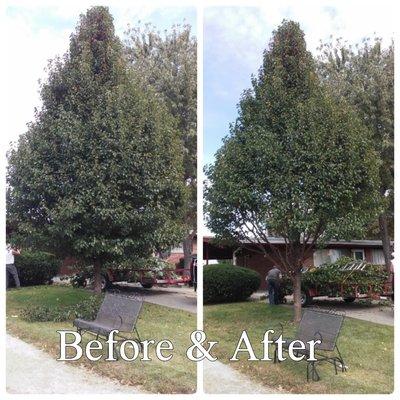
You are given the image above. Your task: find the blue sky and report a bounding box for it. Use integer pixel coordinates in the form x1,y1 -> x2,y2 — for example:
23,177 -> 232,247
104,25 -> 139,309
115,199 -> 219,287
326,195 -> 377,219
4,3 -> 196,146
203,2 -> 395,167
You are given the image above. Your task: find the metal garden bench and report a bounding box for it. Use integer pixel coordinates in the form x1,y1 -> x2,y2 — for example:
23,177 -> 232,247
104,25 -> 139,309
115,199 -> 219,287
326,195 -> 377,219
273,308 -> 346,381
73,291 -> 143,355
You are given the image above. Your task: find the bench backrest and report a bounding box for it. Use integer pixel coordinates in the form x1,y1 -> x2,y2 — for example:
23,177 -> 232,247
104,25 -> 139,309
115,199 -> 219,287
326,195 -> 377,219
297,309 -> 344,351
96,292 -> 143,332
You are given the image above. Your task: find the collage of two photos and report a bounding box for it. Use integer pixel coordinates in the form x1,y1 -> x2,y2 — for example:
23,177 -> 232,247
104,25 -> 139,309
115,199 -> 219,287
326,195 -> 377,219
3,1 -> 395,397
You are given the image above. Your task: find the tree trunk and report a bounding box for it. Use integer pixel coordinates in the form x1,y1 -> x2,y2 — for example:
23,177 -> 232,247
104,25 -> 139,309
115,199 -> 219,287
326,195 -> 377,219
379,213 -> 392,273
183,235 -> 193,276
292,270 -> 302,323
93,259 -> 102,294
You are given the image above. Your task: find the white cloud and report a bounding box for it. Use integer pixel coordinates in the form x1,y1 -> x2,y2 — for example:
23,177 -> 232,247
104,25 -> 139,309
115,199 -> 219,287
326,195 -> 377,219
205,0 -> 395,74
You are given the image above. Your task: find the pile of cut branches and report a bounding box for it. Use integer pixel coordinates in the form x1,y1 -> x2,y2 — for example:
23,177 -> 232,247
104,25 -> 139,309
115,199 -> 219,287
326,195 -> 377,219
281,257 -> 388,297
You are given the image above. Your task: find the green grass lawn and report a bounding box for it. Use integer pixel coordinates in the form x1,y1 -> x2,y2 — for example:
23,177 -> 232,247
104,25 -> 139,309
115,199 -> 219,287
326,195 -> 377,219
204,302 -> 394,394
7,286 -> 196,394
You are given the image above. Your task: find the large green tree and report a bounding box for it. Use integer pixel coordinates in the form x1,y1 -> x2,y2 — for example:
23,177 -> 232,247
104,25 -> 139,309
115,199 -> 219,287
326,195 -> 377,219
205,20 -> 380,321
125,23 -> 197,270
7,7 -> 186,292
317,38 -> 394,271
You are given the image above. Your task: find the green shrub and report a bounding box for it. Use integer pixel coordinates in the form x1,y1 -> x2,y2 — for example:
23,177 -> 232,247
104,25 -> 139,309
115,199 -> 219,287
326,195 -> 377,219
15,250 -> 61,286
204,263 -> 261,304
20,294 -> 103,322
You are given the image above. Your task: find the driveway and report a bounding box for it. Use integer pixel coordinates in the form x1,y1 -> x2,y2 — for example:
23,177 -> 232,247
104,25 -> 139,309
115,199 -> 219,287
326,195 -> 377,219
113,283 -> 197,313
6,334 -> 143,394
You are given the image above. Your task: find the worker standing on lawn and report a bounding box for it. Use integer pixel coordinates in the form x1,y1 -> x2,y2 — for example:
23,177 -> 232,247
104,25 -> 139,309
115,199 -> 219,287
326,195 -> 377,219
6,243 -> 21,289
266,266 -> 282,305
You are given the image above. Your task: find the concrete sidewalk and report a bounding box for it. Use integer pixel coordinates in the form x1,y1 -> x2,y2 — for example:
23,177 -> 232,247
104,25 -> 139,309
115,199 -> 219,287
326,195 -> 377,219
204,359 -> 283,394
6,334 -> 143,394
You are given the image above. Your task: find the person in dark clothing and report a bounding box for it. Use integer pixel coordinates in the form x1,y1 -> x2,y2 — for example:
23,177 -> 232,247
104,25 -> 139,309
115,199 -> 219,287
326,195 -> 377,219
266,266 -> 282,305
6,244 -> 21,289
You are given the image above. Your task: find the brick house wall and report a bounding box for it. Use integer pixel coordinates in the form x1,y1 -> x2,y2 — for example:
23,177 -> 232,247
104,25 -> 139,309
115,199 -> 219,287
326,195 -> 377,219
165,240 -> 198,267
236,252 -> 313,290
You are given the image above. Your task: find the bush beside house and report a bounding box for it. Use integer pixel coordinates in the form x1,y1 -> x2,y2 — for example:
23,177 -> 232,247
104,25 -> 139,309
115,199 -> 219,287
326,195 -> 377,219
14,250 -> 60,286
204,263 -> 260,304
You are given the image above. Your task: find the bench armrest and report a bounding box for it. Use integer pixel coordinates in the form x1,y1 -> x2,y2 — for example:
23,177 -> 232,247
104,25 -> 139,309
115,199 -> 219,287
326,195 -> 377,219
269,322 -> 285,338
115,315 -> 123,331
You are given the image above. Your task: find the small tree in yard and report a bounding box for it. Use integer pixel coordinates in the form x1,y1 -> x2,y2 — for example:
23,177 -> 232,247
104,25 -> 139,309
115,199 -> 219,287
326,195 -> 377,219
7,7 -> 186,293
205,20 -> 380,322
125,23 -> 197,271
317,38 -> 394,272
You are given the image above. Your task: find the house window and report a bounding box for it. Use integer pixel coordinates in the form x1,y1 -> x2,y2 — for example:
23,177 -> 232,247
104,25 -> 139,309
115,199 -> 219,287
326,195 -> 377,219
352,249 -> 365,261
313,249 -> 330,267
372,249 -> 385,265
313,249 -> 348,266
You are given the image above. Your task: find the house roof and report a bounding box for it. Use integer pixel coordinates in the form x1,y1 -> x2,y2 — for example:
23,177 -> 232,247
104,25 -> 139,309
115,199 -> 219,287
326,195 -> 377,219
203,235 -> 391,248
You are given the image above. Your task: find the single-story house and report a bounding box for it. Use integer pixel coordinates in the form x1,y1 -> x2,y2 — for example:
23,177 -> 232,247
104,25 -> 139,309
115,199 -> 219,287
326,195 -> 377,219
59,239 -> 198,275
203,235 -> 391,290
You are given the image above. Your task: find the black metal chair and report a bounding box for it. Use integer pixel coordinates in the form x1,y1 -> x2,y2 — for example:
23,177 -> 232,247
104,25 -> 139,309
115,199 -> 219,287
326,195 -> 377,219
273,308 -> 346,381
73,292 -> 143,356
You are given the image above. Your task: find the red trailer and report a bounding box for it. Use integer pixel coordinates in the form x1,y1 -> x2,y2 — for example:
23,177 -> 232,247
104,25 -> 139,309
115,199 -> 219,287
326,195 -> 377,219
298,262 -> 394,306
136,267 -> 192,288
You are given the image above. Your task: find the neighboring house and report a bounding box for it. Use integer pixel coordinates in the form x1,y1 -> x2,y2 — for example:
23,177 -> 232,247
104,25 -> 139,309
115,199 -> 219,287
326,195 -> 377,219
203,235 -> 391,290
164,239 -> 198,268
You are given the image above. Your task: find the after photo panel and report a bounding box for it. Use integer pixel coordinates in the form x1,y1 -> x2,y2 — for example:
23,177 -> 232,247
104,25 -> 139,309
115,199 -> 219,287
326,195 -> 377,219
203,3 -> 394,395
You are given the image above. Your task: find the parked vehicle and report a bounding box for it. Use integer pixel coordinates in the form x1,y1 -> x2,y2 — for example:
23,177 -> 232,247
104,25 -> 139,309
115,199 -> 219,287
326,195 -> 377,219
72,256 -> 198,291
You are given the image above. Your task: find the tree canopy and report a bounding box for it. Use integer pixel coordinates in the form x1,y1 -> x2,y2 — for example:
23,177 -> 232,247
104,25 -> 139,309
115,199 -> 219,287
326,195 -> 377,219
7,7 -> 186,290
125,23 -> 197,268
205,20 -> 380,320
317,37 -> 394,269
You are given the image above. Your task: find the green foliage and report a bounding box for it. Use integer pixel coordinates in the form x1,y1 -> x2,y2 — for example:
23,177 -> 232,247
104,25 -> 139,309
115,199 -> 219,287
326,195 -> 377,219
204,263 -> 261,304
125,23 -> 197,265
205,20 -> 380,270
20,293 -> 103,322
317,37 -> 394,265
14,250 -> 60,286
125,22 -> 197,186
7,7 -> 186,267
317,38 -> 394,199
280,257 -> 389,297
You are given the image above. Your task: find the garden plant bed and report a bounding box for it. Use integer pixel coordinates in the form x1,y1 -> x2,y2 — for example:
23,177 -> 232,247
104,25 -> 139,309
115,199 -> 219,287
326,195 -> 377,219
204,302 -> 393,394
6,286 -> 196,394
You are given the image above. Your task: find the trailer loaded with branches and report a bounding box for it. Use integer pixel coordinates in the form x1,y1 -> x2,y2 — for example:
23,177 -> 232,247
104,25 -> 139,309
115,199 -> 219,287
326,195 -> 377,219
280,257 -> 393,306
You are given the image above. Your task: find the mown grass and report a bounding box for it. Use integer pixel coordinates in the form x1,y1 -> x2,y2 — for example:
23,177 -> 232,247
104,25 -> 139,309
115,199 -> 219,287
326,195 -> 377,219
204,302 -> 394,394
7,286 -> 196,394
